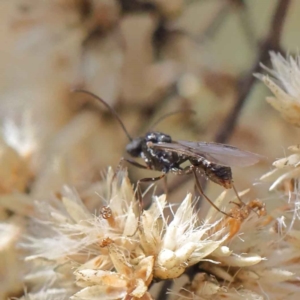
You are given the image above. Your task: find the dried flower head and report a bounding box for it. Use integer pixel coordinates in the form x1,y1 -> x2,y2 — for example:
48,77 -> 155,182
21,167 -> 231,299
20,167 -> 300,299
139,193 -> 228,280
73,243 -> 154,300
171,187 -> 300,300
255,52 -> 300,126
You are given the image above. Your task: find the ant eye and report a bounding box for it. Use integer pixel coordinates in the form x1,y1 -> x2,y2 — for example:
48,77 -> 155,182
158,134 -> 172,143
146,133 -> 157,142
126,138 -> 143,157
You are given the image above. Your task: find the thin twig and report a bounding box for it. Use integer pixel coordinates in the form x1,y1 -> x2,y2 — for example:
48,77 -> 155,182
236,2 -> 257,49
198,4 -> 230,43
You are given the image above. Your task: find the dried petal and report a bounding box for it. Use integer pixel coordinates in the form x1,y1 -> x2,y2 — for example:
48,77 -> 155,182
156,249 -> 176,269
135,256 -> 154,284
154,264 -> 185,279
256,268 -> 295,283
74,269 -> 126,288
71,285 -> 127,300
62,197 -> 91,223
218,253 -> 262,267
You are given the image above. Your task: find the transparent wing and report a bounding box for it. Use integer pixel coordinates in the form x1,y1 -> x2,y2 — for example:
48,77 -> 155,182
148,140 -> 263,167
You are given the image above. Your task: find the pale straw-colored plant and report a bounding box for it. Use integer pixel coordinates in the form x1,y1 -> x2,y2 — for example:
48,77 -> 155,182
18,52 -> 300,300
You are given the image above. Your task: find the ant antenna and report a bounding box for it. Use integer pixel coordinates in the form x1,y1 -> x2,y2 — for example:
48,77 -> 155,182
73,89 -> 133,141
150,109 -> 196,130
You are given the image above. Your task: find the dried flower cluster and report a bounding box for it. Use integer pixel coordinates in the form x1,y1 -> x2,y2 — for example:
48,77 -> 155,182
18,163 -> 300,300
20,167 -> 227,299
0,4 -> 300,294
16,52 -> 300,300
257,52 -> 300,193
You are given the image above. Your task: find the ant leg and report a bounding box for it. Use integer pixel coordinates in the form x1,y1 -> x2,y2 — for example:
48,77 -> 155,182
229,199 -> 260,217
116,159 -> 151,218
113,158 -> 149,190
110,158 -> 150,204
192,168 -> 233,218
118,157 -> 149,170
137,173 -> 166,210
173,165 -> 193,175
123,159 -> 168,199
232,183 -> 246,206
229,201 -> 242,208
163,176 -> 168,196
111,158 -> 147,193
123,158 -> 149,170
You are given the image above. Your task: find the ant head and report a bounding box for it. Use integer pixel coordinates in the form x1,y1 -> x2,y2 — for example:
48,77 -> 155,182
145,132 -> 172,143
126,137 -> 144,157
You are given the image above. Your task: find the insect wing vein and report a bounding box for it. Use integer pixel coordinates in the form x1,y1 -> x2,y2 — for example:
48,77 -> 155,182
148,141 -> 262,167
177,140 -> 261,167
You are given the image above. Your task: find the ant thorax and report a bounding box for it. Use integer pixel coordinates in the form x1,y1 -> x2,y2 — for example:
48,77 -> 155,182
144,132 -> 172,144
140,132 -> 187,173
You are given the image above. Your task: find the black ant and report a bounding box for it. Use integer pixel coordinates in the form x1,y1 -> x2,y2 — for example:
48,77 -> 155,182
75,90 -> 262,217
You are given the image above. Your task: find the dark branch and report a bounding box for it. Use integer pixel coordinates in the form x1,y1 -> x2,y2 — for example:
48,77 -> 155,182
215,0 -> 290,143
156,280 -> 173,300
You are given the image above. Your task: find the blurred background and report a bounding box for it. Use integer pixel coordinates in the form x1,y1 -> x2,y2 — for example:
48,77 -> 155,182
0,0 -> 300,298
